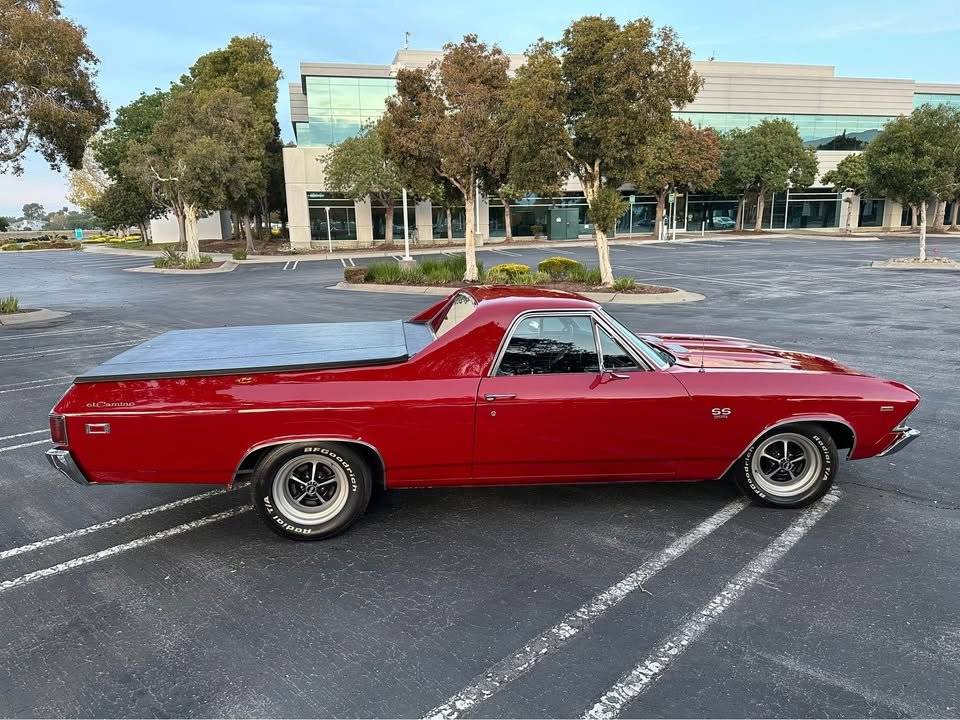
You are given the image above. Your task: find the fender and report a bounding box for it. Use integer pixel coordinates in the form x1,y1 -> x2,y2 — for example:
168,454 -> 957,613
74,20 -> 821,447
718,413 -> 857,479
229,435 -> 387,490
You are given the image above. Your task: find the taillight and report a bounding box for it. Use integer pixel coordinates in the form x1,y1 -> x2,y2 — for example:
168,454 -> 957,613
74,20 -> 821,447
49,415 -> 68,446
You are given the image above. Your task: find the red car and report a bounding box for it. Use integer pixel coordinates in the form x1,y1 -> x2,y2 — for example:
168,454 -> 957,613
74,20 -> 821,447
47,286 -> 920,540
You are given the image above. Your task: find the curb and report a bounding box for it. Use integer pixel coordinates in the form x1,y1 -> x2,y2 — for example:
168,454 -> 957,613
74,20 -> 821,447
870,259 -> 960,271
330,282 -> 705,304
0,309 -> 70,326
125,260 -> 239,275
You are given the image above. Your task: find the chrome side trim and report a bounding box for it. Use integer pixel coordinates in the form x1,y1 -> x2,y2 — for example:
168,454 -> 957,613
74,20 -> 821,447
229,436 -> 388,490
45,448 -> 92,485
878,426 -> 920,457
717,416 -> 858,480
487,309 -> 655,377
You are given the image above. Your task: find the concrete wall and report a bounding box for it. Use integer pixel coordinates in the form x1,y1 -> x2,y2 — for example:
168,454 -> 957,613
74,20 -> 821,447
149,210 -> 231,245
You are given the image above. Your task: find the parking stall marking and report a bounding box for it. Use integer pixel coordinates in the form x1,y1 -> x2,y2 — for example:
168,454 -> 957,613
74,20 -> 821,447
0,376 -> 73,390
0,381 -> 72,395
0,485 -> 241,561
488,248 -> 522,257
0,430 -> 47,442
423,499 -> 748,720
582,490 -> 840,720
0,339 -> 144,361
0,505 -> 251,595
0,439 -> 51,453
0,325 -> 115,342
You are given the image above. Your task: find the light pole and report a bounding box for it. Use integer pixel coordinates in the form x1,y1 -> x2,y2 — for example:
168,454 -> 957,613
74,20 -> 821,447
401,187 -> 412,261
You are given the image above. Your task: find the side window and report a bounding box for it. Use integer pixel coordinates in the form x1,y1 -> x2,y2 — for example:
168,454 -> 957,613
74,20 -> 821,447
436,293 -> 477,337
497,315 -> 600,375
597,326 -> 641,370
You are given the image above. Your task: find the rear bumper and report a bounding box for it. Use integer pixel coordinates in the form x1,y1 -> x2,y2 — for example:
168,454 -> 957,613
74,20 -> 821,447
45,448 -> 92,485
878,426 -> 920,457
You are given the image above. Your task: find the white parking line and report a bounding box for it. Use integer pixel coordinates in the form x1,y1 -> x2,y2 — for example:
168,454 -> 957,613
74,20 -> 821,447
582,491 -> 840,720
0,485 -> 241,561
0,439 -> 51,453
340,258 -> 347,267
348,257 -> 356,267
0,381 -> 71,395
0,430 -> 47,443
0,339 -> 142,361
0,325 -> 114,342
392,255 -> 402,261
0,505 -> 251,594
613,264 -> 764,288
549,249 -> 577,255
0,376 -> 73,390
423,499 -> 748,720
292,260 -> 299,270
489,248 -> 521,257
282,260 -> 292,270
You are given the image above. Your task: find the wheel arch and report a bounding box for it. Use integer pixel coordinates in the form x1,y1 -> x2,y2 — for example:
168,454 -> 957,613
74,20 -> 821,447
720,415 -> 856,479
231,437 -> 387,491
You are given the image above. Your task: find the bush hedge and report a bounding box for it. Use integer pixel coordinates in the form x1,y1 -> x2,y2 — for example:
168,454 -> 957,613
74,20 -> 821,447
486,263 -> 532,284
344,266 -> 367,283
0,295 -> 19,314
538,256 -> 585,280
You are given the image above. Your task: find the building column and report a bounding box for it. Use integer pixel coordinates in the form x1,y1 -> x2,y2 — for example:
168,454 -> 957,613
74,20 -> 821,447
415,200 -> 433,245
478,193 -> 490,244
355,197 -> 373,248
283,147 -> 311,249
839,191 -> 860,231
883,199 -> 903,229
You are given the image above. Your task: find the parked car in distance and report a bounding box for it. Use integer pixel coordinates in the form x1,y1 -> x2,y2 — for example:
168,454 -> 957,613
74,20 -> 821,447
712,216 -> 737,230
47,287 -> 920,540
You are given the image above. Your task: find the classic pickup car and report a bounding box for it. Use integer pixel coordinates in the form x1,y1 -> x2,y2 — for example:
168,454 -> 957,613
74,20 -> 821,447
47,286 -> 920,540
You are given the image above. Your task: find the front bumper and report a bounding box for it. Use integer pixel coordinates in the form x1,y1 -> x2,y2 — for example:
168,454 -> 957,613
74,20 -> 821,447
45,448 -> 92,485
878,426 -> 920,457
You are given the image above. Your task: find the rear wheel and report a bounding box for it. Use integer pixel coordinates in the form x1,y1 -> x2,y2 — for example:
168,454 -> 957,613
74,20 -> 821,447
252,443 -> 371,540
734,424 -> 837,507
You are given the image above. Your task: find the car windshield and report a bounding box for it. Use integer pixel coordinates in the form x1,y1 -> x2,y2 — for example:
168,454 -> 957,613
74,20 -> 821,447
601,310 -> 674,368
435,292 -> 478,337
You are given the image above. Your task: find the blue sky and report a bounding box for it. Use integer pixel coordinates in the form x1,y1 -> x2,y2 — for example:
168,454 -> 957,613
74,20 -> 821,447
4,0 -> 960,217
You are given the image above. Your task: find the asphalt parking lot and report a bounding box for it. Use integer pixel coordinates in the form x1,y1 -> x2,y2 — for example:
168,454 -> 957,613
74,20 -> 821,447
0,235 -> 958,718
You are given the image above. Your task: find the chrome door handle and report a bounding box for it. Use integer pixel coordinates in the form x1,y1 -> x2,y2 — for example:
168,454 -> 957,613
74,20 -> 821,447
484,393 -> 517,402
605,372 -> 630,380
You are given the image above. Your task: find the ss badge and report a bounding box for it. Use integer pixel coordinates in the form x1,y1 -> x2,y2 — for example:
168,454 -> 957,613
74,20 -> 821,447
711,407 -> 732,419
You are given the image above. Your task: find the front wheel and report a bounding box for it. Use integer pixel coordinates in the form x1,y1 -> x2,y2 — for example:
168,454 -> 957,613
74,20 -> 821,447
734,424 -> 837,508
252,443 -> 372,540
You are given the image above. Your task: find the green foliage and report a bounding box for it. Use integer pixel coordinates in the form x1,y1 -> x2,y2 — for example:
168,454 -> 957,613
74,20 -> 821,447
343,266 -> 366,283
0,1 -> 108,174
19,242 -> 40,250
631,119 -> 721,195
538,256 -> 585,279
153,245 -> 183,268
719,119 -> 818,195
567,264 -> 603,285
0,217 -> 10,232
531,271 -> 552,285
587,186 -> 629,235
486,263 -> 533,283
613,276 -> 636,291
1,243 -> 18,251
822,152 -> 869,195
0,295 -> 20,314
364,255 -> 482,285
94,91 -> 169,180
232,249 -> 248,261
22,203 -> 45,221
89,178 -> 161,232
324,124 -> 403,203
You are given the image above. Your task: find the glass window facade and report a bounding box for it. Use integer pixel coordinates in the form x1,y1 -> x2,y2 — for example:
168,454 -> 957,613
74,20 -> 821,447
489,194 -> 593,239
296,76 -> 396,146
914,93 -> 960,108
307,193 -> 357,245
858,198 -> 885,227
685,195 -> 741,231
372,198 -> 417,241
431,207 -> 467,239
674,111 -> 894,150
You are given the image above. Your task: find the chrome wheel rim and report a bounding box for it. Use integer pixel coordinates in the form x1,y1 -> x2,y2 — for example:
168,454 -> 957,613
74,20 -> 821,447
751,433 -> 822,497
272,455 -> 349,525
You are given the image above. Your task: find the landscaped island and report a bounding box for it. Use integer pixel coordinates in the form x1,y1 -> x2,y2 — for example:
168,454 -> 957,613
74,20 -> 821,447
343,255 -> 675,294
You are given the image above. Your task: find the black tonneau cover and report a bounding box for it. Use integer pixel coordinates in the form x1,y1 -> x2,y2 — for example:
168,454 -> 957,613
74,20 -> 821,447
75,321 -> 435,383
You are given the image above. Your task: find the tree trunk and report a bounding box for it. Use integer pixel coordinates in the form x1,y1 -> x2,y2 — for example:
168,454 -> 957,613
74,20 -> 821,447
845,196 -> 855,234
384,200 -> 394,247
254,212 -> 264,242
502,198 -> 513,243
232,214 -> 241,240
175,207 -> 187,247
910,205 -> 917,229
754,192 -> 765,232
244,215 -> 256,253
735,196 -> 745,231
654,191 -> 666,240
950,200 -> 959,230
583,175 -> 615,286
184,204 -> 200,263
918,201 -> 927,260
138,222 -> 149,245
446,208 -> 453,244
933,200 -> 946,231
463,182 -> 479,282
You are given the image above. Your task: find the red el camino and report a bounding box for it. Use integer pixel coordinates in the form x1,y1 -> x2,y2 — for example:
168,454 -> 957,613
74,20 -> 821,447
47,286 -> 920,540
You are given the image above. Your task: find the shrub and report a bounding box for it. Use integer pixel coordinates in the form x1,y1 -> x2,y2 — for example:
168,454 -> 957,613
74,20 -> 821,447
20,242 -> 40,250
530,224 -> 544,237
366,261 -> 405,284
613,276 -> 636,292
232,249 -> 248,261
200,254 -> 212,264
1,243 -> 18,251
486,263 -> 532,284
532,271 -> 552,285
538,256 -> 585,280
567,264 -> 603,285
344,266 -> 366,283
0,295 -> 19,314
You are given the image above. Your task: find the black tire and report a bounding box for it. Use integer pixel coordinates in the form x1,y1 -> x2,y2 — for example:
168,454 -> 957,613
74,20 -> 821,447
252,442 -> 372,540
734,423 -> 837,508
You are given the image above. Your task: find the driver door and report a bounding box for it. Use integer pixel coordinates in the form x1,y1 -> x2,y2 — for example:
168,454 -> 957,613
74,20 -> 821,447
472,312 -> 691,484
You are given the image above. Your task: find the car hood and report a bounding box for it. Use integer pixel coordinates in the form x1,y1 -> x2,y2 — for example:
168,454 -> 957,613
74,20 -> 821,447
641,333 -> 859,374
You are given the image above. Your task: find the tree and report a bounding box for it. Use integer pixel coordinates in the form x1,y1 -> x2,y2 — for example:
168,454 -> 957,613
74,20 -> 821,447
428,179 -> 462,244
67,145 -> 110,209
187,35 -> 282,250
0,0 -> 108,174
89,179 -> 158,237
323,123 -> 403,246
587,186 -> 629,243
718,119 -> 817,231
631,120 -> 720,239
382,35 -> 509,281
124,87 -> 262,263
515,17 -> 701,284
864,106 -> 960,260
21,202 -> 45,221
822,153 -> 869,234
0,217 -> 9,232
